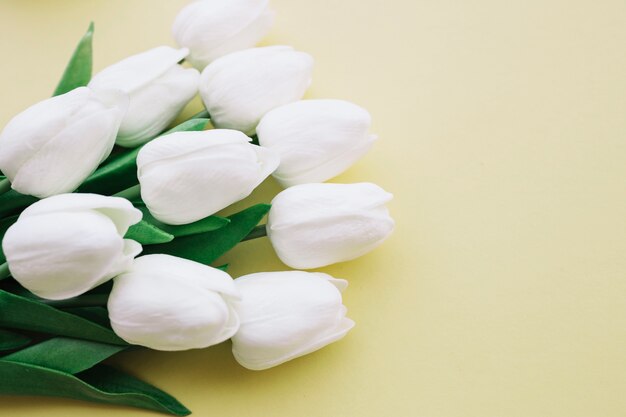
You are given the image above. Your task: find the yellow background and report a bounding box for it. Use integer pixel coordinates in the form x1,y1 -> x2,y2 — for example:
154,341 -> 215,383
1,0 -> 626,416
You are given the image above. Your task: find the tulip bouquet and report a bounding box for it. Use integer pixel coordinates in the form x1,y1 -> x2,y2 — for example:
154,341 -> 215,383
0,1 -> 394,415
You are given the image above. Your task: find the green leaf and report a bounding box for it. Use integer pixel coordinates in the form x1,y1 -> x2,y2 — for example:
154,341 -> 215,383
0,329 -> 31,351
0,215 -> 18,264
0,190 -> 37,218
0,361 -> 190,416
125,220 -> 174,245
53,22 -> 94,96
77,118 -> 209,196
143,204 -> 271,265
3,337 -> 127,375
135,203 -> 230,238
0,290 -> 125,345
63,307 -> 112,329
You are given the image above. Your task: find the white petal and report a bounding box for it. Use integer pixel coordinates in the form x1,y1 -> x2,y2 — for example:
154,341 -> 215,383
11,105 -> 121,197
115,65 -> 199,147
2,211 -> 128,300
138,130 -> 278,224
21,193 -> 143,236
108,254 -> 240,350
0,87 -> 126,197
89,46 -> 189,94
267,183 -> 394,269
173,0 -> 274,69
200,46 -> 313,134
0,88 -> 91,181
231,271 -> 353,370
257,99 -> 376,186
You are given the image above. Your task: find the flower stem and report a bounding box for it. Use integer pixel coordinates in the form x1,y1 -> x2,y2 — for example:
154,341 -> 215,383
0,262 -> 11,280
0,178 -> 11,195
39,293 -> 109,308
114,184 -> 141,202
241,224 -> 267,241
190,109 -> 210,119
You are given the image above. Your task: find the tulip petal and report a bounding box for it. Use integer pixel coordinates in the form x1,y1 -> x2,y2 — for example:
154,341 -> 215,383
20,193 -> 142,236
0,87 -> 92,184
231,271 -> 354,370
173,0 -> 274,69
267,183 -> 395,269
200,46 -> 313,134
138,130 -> 277,224
115,65 -> 199,147
3,211 -> 127,300
89,46 -> 189,94
108,254 -> 240,351
257,99 -> 376,186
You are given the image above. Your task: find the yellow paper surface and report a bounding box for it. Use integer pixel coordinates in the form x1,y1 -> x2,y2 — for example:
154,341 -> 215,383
1,1 -> 626,416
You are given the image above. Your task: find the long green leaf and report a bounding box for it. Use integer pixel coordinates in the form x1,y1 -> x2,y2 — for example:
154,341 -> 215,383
53,22 -> 94,96
143,204 -> 270,264
77,118 -> 209,195
0,290 -> 124,345
0,361 -> 190,415
3,337 -> 127,375
0,329 -> 31,351
135,203 -> 229,238
125,220 -> 174,245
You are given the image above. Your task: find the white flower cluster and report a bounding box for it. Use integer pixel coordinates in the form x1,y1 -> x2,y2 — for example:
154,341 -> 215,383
0,0 -> 394,371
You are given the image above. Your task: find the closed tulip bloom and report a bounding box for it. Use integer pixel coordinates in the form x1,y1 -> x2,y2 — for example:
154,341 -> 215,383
199,46 -> 313,134
89,46 -> 199,147
267,183 -> 394,269
0,87 -> 127,198
137,129 -> 279,225
173,0 -> 274,70
2,194 -> 142,300
108,254 -> 241,351
257,99 -> 377,187
231,271 -> 354,371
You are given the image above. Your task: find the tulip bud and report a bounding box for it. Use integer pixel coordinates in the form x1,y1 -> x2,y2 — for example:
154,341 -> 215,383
89,46 -> 199,147
2,194 -> 142,300
267,183 -> 394,269
0,87 -> 127,198
231,271 -> 354,371
199,46 -> 313,134
107,254 -> 241,351
137,129 -> 279,225
172,0 -> 275,70
257,99 -> 377,187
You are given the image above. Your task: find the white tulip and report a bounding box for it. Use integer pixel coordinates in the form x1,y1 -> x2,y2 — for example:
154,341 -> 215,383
199,46 -> 313,134
257,99 -> 377,187
231,271 -> 354,371
0,87 -> 127,198
267,183 -> 394,269
172,0 -> 274,70
137,129 -> 279,225
108,254 -> 241,351
2,194 -> 142,300
89,46 -> 199,147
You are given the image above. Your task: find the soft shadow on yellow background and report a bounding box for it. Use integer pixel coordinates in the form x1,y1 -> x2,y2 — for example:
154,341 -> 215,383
1,1 -> 626,416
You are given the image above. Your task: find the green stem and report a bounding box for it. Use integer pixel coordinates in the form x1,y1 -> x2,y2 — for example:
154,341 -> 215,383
0,262 -> 11,281
0,178 -> 11,195
39,293 -> 109,308
241,224 -> 267,242
190,109 -> 210,119
113,184 -> 141,201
